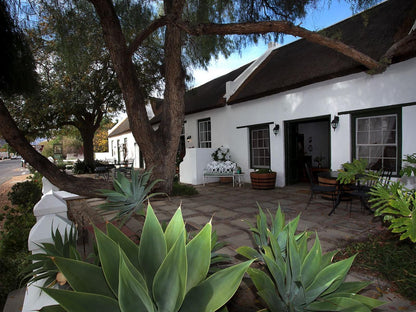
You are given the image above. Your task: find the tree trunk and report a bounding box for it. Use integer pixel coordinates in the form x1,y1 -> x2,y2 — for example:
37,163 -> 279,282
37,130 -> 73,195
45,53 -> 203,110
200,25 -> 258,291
90,0 -> 185,194
79,126 -> 96,168
0,98 -> 112,197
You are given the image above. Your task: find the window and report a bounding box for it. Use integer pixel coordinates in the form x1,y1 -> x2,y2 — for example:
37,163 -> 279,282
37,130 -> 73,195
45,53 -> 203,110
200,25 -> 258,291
198,118 -> 211,148
250,125 -> 270,168
354,112 -> 400,174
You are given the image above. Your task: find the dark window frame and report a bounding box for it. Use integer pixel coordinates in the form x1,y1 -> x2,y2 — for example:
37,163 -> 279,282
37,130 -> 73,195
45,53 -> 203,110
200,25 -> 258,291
351,107 -> 402,175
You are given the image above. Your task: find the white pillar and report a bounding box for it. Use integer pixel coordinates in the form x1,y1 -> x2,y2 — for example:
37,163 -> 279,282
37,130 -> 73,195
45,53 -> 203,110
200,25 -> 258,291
33,191 -> 67,221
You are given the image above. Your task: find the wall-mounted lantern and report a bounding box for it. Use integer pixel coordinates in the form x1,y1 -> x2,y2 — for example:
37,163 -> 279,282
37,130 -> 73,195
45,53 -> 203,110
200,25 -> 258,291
331,116 -> 339,131
273,124 -> 280,135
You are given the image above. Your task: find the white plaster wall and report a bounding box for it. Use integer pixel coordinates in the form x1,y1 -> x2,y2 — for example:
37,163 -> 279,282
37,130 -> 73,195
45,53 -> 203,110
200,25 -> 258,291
180,148 -> 215,184
184,58 -> 416,187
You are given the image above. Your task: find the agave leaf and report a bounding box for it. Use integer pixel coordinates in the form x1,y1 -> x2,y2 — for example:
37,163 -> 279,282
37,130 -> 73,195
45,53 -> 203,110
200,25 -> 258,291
94,225 -> 121,296
247,268 -> 285,312
42,288 -> 120,312
320,255 -> 356,297
139,204 -> 167,289
306,296 -> 372,311
164,208 -> 186,252
119,248 -> 148,293
153,230 -> 187,312
236,246 -> 262,260
287,226 -> 302,284
305,256 -> 355,303
179,260 -> 254,312
320,250 -> 338,270
323,292 -> 384,309
106,222 -> 140,269
301,234 -> 322,288
334,281 -> 372,294
257,205 -> 269,247
52,256 -> 114,298
271,205 -> 285,238
262,253 -> 286,300
186,222 -> 211,292
39,305 -> 66,312
118,252 -> 155,312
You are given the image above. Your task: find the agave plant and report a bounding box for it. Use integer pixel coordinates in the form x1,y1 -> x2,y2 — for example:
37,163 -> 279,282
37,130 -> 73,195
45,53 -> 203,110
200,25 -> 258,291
238,204 -> 308,262
41,204 -> 253,312
237,206 -> 384,312
22,223 -> 80,288
99,168 -> 163,224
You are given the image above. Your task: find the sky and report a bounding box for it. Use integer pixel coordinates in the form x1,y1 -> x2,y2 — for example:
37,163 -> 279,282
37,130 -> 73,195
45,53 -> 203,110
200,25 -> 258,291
190,0 -> 368,88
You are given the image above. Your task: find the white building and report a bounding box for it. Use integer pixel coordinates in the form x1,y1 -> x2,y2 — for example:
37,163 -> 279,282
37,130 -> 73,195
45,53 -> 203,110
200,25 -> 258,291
109,0 -> 416,187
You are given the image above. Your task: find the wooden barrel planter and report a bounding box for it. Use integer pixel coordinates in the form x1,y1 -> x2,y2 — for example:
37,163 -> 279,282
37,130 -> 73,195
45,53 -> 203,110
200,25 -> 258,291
250,172 -> 276,190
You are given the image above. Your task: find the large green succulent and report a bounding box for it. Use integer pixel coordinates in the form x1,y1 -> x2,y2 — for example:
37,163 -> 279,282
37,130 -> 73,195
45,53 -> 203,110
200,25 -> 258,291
99,169 -> 163,224
41,204 -> 253,312
237,206 -> 384,312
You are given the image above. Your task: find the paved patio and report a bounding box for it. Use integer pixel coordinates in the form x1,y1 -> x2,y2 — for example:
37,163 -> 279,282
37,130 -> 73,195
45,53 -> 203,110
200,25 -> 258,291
89,182 -> 414,311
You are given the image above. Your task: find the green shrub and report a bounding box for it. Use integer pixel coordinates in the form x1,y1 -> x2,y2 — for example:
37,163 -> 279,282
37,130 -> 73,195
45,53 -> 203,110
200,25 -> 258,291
0,251 -> 30,310
253,168 -> 275,174
0,177 -> 41,309
171,182 -> 198,196
7,180 -> 42,209
41,204 -> 253,312
72,160 -> 95,174
237,206 -> 384,312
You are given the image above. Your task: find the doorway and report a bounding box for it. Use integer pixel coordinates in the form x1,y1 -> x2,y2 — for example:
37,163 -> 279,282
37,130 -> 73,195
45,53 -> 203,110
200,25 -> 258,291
284,116 -> 331,184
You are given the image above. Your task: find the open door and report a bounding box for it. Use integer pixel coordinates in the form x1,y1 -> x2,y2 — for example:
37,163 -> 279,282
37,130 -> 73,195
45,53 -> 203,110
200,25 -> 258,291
285,116 -> 331,185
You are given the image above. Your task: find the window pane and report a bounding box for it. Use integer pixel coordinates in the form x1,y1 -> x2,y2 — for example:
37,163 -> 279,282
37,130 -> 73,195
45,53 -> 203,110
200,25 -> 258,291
383,130 -> 396,144
357,146 -> 369,158
357,119 -> 369,131
355,114 -> 398,174
370,131 -> 382,144
384,146 -> 396,158
357,132 -> 369,144
370,118 -> 381,130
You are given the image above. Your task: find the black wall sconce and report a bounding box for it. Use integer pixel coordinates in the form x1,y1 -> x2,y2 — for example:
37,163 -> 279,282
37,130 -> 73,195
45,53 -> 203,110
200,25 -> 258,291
186,135 -> 192,143
273,124 -> 280,135
331,116 -> 339,131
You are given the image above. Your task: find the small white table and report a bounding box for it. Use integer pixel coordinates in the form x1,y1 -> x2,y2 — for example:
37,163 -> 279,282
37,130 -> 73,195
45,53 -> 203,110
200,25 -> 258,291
234,173 -> 245,187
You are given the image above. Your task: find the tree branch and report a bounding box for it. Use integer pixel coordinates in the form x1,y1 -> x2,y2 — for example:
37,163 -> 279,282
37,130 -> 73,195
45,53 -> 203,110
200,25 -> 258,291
180,20 -> 385,71
127,16 -> 168,57
0,98 -> 112,196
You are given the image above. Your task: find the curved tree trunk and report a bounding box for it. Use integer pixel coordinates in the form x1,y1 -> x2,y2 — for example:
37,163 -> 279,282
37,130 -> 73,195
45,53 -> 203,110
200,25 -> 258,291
0,99 -> 112,197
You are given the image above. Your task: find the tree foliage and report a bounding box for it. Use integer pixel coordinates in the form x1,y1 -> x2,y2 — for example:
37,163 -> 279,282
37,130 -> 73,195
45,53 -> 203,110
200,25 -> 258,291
94,118 -> 115,153
0,0 -> 392,196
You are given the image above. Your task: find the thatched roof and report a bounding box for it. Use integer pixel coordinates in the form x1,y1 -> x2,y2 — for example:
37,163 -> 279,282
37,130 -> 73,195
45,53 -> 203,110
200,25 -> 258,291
227,0 -> 416,104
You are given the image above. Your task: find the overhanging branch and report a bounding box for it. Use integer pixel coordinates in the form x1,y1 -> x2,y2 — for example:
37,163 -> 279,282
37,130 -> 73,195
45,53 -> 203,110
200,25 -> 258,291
127,16 -> 168,57
180,20 -> 385,72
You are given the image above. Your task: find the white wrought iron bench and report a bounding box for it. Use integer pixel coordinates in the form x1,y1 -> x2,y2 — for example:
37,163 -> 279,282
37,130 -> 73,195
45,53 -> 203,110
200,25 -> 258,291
203,161 -> 237,186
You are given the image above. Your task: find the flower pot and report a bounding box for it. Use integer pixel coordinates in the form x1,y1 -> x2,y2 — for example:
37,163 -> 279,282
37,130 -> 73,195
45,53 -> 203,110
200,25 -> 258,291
220,177 -> 233,183
250,172 -> 276,190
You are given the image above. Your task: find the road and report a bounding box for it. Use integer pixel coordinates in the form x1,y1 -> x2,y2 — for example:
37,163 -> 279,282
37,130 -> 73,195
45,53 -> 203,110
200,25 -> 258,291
0,158 -> 30,185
